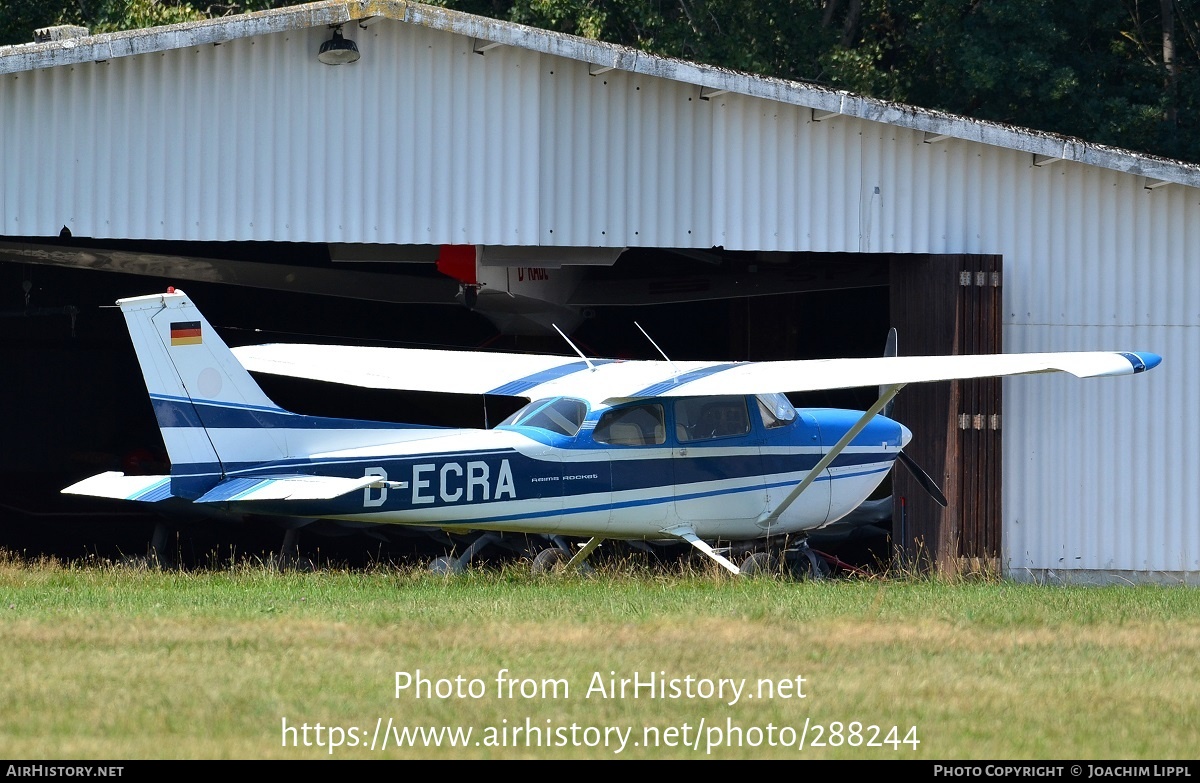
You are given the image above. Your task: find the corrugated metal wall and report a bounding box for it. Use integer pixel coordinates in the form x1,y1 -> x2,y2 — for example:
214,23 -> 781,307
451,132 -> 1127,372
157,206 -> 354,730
1,22 -> 547,244
2,18 -> 1196,579
710,103 -> 1199,580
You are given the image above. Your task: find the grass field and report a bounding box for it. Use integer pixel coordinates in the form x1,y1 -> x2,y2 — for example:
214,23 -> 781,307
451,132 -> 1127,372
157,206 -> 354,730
2,551 -> 1199,760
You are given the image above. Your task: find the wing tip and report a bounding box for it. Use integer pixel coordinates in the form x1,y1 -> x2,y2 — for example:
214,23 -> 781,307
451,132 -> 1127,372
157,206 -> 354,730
1120,352 -> 1163,373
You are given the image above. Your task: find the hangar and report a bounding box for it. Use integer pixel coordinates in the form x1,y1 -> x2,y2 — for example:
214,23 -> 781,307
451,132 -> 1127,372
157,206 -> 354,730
1,1 -> 1195,583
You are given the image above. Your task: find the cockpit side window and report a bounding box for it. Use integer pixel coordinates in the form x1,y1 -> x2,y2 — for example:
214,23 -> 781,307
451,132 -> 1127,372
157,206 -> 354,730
675,396 -> 751,442
756,392 -> 797,429
498,397 -> 588,436
593,403 -> 666,446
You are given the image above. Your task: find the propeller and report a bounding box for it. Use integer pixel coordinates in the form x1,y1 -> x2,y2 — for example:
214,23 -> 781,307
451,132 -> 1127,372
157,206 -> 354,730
895,449 -> 948,508
880,326 -> 948,508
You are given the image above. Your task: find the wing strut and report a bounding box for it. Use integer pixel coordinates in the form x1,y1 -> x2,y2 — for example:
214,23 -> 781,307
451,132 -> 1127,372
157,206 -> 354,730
757,383 -> 907,530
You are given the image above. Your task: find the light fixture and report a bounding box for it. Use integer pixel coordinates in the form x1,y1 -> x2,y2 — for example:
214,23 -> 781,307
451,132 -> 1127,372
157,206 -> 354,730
318,26 -> 360,65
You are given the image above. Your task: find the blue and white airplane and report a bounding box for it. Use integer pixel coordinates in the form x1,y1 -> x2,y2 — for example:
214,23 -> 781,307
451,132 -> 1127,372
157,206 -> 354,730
63,289 -> 1161,576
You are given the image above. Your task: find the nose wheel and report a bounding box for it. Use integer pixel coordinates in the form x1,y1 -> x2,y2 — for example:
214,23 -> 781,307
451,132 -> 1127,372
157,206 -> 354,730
785,540 -> 830,580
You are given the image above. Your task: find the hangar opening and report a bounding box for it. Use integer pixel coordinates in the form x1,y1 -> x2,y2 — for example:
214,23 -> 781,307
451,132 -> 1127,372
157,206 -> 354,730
0,243 -> 1001,574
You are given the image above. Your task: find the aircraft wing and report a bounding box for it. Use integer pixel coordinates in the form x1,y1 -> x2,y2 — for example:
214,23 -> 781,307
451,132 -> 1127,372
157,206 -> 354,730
232,343 -> 605,398
620,351 -> 1162,399
233,343 -> 1160,403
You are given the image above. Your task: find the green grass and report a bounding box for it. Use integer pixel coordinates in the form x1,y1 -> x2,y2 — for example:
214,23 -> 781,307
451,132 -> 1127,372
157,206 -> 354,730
2,552 -> 1199,759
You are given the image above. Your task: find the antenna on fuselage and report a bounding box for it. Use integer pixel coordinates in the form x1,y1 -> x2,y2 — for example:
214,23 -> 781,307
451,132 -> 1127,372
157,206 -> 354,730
552,323 -> 596,371
635,321 -> 680,376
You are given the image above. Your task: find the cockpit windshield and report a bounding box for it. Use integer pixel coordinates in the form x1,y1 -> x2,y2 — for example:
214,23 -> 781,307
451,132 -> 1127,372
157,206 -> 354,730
756,392 -> 797,428
498,397 -> 588,437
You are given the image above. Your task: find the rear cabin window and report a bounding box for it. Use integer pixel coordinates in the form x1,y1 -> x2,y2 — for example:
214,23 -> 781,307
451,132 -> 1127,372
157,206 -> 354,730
593,404 -> 666,446
675,397 -> 751,442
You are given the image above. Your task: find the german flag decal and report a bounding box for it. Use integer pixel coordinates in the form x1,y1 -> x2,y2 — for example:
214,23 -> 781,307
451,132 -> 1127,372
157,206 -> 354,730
170,321 -> 202,346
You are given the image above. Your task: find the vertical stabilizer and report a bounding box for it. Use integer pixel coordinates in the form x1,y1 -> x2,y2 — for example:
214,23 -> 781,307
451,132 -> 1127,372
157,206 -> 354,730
118,289 -> 290,497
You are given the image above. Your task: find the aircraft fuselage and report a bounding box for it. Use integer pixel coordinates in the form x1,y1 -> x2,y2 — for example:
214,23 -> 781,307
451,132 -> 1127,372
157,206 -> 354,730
187,397 -> 908,541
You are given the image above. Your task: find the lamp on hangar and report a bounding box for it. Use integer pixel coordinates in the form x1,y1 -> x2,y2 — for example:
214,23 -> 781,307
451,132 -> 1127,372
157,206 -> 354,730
318,25 -> 360,65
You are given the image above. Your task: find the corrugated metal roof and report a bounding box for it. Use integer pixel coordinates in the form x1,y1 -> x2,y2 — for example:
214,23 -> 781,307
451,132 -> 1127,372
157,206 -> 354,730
3,0 -> 1199,189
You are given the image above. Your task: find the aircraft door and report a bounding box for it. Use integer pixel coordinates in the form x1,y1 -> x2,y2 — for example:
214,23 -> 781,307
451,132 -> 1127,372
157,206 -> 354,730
591,402 -> 669,535
671,397 -> 767,535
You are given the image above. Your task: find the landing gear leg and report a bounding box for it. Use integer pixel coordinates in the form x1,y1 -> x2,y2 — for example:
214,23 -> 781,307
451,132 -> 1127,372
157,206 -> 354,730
663,526 -> 741,575
278,528 -> 297,571
531,546 -> 570,574
565,536 -> 602,569
430,532 -> 502,575
785,539 -> 830,581
531,536 -> 603,575
278,528 -> 312,572
149,522 -> 173,569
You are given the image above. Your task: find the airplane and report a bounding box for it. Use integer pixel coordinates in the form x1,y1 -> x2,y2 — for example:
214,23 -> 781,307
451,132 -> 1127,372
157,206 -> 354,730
62,288 -> 1161,577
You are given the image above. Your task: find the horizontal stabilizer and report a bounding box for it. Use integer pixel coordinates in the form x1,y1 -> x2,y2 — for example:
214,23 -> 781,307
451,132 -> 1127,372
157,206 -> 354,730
195,474 -> 385,503
61,472 -> 174,502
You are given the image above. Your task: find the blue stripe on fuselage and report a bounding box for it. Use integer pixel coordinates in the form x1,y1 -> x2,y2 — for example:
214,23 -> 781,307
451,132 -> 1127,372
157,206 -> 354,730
182,448 -> 896,519
360,462 -> 896,526
177,450 -> 887,495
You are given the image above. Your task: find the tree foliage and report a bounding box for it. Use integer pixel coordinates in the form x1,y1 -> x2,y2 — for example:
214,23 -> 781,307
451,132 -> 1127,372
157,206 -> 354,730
437,0 -> 1200,164
0,1 -> 204,41
3,0 -> 1199,163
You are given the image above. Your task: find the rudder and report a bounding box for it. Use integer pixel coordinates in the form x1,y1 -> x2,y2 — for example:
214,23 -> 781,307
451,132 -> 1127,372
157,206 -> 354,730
118,289 -> 291,497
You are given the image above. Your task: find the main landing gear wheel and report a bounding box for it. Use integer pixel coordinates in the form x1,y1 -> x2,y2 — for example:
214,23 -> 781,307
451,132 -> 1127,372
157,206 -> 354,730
739,551 -> 782,577
429,555 -> 466,575
531,547 -> 571,575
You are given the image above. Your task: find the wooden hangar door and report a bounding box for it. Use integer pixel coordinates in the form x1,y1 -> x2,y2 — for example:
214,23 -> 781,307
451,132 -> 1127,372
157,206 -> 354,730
889,254 -> 1002,575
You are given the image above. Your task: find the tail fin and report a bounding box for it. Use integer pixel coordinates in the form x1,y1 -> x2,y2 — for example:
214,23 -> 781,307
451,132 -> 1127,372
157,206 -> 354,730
118,289 -> 291,497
